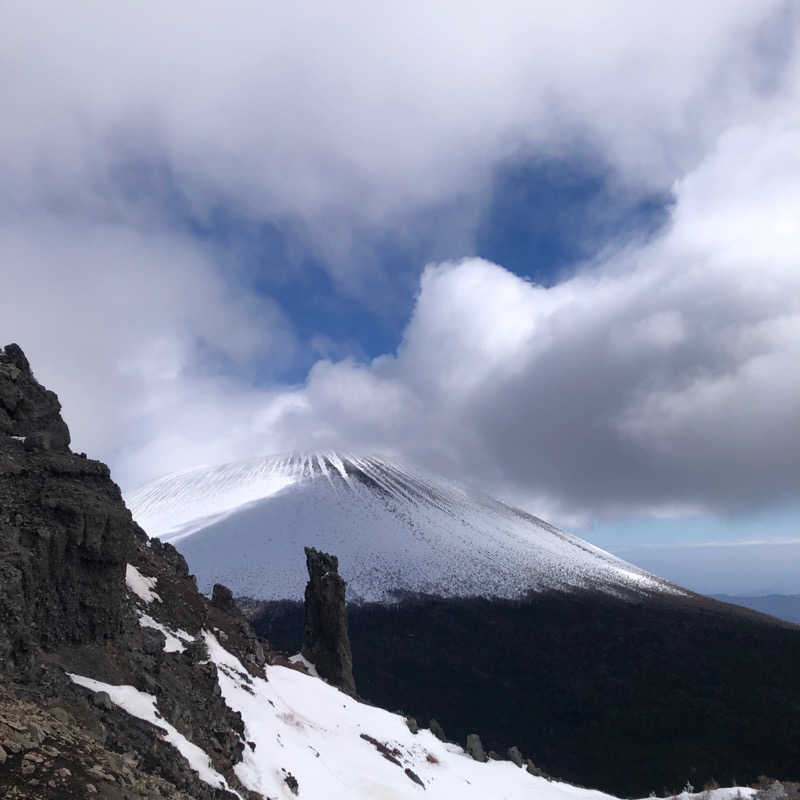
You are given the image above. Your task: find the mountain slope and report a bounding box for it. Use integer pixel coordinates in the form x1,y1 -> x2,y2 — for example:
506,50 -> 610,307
129,452 -> 680,602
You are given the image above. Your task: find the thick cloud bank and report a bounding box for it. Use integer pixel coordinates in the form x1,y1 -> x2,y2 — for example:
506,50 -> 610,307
1,1 -> 788,280
2,2 -> 799,527
263,120 -> 800,521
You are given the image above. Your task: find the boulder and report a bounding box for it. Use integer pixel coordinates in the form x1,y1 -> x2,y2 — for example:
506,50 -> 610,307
466,733 -> 488,763
507,745 -> 524,767
429,718 -> 447,742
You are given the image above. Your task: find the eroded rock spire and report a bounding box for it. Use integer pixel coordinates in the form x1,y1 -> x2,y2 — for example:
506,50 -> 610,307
301,546 -> 356,694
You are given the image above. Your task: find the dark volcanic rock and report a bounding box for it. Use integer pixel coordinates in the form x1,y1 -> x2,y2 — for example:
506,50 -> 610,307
0,344 -> 133,674
0,344 -> 275,799
0,343 -> 70,450
211,583 -> 241,616
301,546 -> 356,694
466,733 -> 487,763
507,745 -> 524,768
429,718 -> 446,742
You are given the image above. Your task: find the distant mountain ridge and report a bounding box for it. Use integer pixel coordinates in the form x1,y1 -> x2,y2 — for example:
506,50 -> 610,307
128,452 -> 682,602
713,594 -> 800,624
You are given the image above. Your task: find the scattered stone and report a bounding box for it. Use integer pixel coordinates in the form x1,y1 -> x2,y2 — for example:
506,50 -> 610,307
302,547 -> 356,694
284,772 -> 299,795
85,784 -> 98,794
526,758 -> 544,776
360,732 -> 403,767
405,767 -> 425,787
488,750 -> 500,760
429,718 -> 447,742
466,733 -> 487,763
507,745 -> 524,767
405,716 -> 419,734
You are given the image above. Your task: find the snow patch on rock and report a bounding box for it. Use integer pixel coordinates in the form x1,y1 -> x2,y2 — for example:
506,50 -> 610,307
67,672 -> 239,796
125,564 -> 162,604
288,653 -> 319,678
137,612 -> 193,653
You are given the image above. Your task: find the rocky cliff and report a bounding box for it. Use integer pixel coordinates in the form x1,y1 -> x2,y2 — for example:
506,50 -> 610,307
0,343 -> 131,676
0,344 -> 273,799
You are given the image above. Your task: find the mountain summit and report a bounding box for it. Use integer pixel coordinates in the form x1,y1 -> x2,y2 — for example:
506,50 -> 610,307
129,454 -> 800,795
128,452 -> 680,602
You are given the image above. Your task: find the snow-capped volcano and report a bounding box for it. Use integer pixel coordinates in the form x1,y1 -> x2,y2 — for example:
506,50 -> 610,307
128,452 -> 680,602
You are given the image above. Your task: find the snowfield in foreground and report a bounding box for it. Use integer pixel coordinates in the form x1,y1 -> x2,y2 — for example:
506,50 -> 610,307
128,452 -> 682,601
71,632 -> 757,800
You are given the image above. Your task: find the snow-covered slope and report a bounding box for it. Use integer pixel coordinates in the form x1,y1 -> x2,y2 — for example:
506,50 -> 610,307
71,628 -> 755,800
128,453 -> 681,602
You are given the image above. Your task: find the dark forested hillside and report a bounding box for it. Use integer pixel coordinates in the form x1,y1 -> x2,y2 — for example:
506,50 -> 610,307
251,590 -> 800,798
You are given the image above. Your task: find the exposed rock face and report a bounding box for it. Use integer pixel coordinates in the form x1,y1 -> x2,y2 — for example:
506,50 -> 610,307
0,344 -> 132,674
0,344 -> 274,799
211,583 -> 241,616
0,344 -> 70,451
302,546 -> 356,694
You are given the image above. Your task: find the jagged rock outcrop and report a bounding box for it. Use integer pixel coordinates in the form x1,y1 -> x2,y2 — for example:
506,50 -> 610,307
0,344 -> 132,675
0,344 -> 70,451
211,583 -> 241,616
301,546 -> 356,694
0,344 -> 274,799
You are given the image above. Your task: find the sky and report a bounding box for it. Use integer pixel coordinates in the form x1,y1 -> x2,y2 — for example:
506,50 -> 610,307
2,1 -> 800,594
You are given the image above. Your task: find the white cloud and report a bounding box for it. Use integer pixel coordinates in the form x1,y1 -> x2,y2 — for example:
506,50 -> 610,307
247,110 -> 800,523
2,0 -> 800,526
0,213 -> 295,486
1,2 -> 791,280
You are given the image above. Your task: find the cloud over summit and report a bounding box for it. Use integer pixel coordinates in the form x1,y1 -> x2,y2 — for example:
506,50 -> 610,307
2,1 -> 800,528
258,116 -> 800,522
